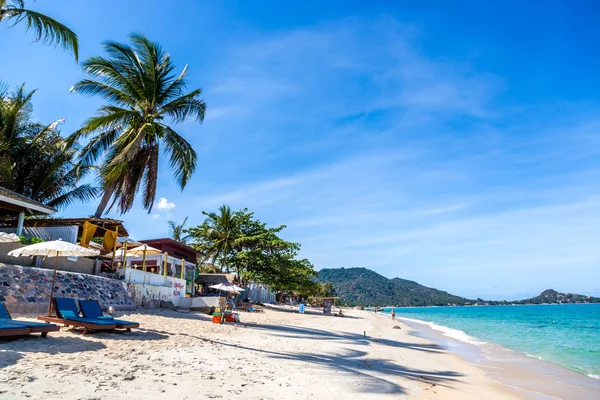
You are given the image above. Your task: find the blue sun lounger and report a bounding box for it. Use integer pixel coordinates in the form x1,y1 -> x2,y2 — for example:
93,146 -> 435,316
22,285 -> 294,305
0,321 -> 31,338
0,302 -> 59,337
79,300 -> 139,331
37,297 -> 117,335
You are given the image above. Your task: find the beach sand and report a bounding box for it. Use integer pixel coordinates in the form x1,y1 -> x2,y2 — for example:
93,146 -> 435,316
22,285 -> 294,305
0,306 -> 523,399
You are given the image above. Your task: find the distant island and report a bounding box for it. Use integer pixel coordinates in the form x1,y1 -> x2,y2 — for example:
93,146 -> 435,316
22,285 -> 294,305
317,268 -> 600,307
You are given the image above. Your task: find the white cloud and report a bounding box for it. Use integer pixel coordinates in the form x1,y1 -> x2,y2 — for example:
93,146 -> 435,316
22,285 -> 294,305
151,214 -> 160,220
108,17 -> 600,300
156,197 -> 175,211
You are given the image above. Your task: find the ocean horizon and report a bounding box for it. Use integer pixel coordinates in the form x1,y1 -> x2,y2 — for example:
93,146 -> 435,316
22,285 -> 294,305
382,303 -> 600,380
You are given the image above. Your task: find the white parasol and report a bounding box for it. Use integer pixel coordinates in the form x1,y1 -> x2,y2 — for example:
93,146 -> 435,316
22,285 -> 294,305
0,232 -> 19,243
8,240 -> 100,315
209,283 -> 240,294
126,244 -> 162,271
232,285 -> 245,292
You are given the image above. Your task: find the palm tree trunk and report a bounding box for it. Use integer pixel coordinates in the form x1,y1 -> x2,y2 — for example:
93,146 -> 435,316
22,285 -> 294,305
94,184 -> 115,218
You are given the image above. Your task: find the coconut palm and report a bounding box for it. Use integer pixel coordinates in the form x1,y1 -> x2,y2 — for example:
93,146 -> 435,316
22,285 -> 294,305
0,84 -> 97,208
188,205 -> 240,273
70,33 -> 205,217
168,216 -> 191,244
0,0 -> 78,60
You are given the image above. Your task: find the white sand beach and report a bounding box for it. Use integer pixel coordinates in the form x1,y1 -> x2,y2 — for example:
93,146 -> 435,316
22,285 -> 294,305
0,306 -> 525,399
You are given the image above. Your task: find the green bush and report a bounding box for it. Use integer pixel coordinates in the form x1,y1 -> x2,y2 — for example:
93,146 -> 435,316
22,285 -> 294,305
18,236 -> 44,245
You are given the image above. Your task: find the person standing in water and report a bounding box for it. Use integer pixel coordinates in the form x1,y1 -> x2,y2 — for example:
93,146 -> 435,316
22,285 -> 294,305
391,309 -> 396,321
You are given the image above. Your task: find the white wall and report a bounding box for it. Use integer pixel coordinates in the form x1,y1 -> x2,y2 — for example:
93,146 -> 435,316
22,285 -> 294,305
191,297 -> 220,309
123,268 -> 186,306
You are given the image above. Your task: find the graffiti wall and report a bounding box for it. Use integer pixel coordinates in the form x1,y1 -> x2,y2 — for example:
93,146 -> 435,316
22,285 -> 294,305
123,268 -> 186,308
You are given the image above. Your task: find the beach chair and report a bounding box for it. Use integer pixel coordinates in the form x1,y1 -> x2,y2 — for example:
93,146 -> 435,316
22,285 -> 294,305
37,298 -> 117,335
0,302 -> 59,337
0,321 -> 31,338
241,304 -> 263,313
78,300 -> 139,331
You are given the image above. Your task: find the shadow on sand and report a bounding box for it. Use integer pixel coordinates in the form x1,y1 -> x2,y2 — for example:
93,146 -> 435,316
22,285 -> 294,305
211,340 -> 462,394
244,323 -> 445,353
0,335 -> 107,369
65,328 -> 169,341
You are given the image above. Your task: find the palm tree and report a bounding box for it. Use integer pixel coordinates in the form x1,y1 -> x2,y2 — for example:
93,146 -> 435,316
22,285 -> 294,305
0,0 -> 78,60
70,33 -> 205,217
188,205 -> 240,273
168,216 -> 191,244
0,84 -> 98,208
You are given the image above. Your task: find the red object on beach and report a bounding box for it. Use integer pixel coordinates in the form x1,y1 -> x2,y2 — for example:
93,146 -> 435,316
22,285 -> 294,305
212,315 -> 222,324
225,314 -> 236,323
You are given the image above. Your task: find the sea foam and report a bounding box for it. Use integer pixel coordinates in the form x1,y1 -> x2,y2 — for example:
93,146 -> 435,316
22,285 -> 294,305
397,316 -> 487,345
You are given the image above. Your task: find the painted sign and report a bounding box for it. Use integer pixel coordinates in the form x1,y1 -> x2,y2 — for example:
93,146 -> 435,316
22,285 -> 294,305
323,299 -> 332,315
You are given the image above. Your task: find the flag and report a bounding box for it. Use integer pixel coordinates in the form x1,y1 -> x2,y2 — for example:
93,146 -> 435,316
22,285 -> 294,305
103,229 -> 117,251
80,221 -> 98,248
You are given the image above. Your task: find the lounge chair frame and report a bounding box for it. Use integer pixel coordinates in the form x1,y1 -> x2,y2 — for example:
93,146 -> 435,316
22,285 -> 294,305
79,300 -> 139,331
0,302 -> 59,337
37,298 -> 118,335
0,325 -> 31,337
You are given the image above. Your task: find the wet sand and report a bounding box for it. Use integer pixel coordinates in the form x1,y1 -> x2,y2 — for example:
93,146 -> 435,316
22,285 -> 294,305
396,316 -> 600,400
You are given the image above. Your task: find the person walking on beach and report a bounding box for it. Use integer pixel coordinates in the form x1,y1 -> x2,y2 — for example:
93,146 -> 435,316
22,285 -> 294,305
391,309 -> 396,321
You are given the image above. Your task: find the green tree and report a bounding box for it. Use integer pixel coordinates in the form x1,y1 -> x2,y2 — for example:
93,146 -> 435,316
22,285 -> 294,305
0,84 -> 97,208
70,33 -> 206,217
188,205 -> 319,293
0,0 -> 78,60
168,216 -> 191,244
187,205 -> 242,273
320,281 -> 335,297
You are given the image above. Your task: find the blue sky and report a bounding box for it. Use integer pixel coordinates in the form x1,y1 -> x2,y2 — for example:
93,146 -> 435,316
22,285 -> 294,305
2,1 -> 600,300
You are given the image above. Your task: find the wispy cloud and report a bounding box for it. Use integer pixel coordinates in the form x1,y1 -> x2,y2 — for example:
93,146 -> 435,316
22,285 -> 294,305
86,16 -> 600,300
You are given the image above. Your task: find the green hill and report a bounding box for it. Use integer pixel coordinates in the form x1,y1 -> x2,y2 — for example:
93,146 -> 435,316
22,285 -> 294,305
512,289 -> 600,305
317,267 -> 472,307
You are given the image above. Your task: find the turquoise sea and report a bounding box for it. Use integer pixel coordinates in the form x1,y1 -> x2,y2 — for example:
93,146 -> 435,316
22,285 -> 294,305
383,304 -> 600,379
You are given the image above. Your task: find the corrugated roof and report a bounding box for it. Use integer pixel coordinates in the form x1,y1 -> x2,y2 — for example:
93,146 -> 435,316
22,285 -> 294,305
140,238 -> 203,257
0,217 -> 129,237
0,186 -> 57,215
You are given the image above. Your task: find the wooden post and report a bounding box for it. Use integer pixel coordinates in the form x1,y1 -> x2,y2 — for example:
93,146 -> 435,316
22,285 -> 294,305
142,244 -> 147,272
122,240 -> 128,268
163,252 -> 168,276
181,258 -> 185,280
16,212 -> 25,236
111,226 -> 119,270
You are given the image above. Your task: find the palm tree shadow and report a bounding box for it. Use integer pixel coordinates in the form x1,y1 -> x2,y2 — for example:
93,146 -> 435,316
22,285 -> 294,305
246,323 -> 445,353
211,340 -> 462,394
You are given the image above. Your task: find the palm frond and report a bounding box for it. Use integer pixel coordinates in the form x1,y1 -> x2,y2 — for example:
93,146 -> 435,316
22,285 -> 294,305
7,7 -> 78,60
161,89 -> 206,123
46,184 -> 99,209
161,125 -> 197,188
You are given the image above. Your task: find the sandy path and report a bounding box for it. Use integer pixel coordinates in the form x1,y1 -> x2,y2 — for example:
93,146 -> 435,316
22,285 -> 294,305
0,306 -> 520,399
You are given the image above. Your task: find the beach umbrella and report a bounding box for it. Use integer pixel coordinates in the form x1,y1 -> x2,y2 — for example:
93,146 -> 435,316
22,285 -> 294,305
232,285 -> 245,292
209,283 -> 240,295
0,232 -> 19,243
99,248 -> 139,258
126,244 -> 162,271
8,240 -> 100,315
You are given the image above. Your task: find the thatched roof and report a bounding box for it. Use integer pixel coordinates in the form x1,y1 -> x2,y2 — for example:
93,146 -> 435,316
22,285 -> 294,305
195,273 -> 236,285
